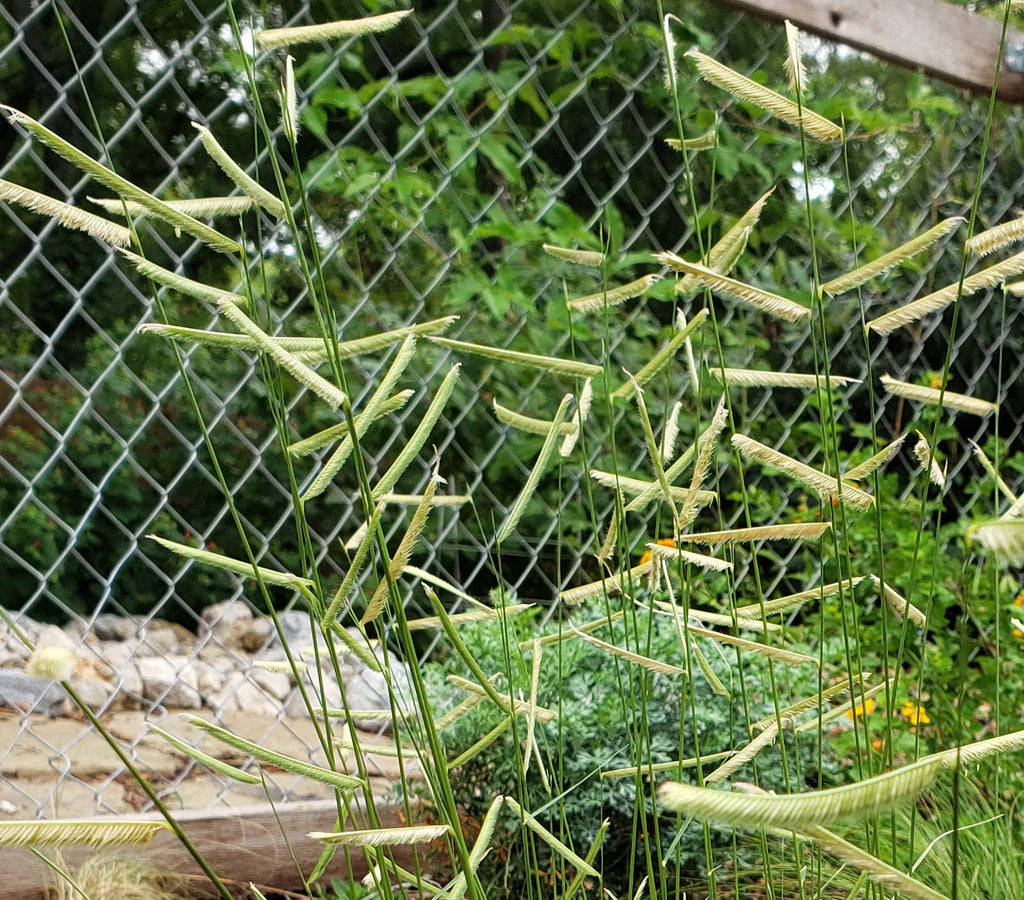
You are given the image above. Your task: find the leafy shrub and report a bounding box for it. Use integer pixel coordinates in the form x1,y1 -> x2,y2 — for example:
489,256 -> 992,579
426,599 -> 841,897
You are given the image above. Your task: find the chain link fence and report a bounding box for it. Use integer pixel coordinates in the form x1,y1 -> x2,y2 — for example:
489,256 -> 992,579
2,0 -> 1024,819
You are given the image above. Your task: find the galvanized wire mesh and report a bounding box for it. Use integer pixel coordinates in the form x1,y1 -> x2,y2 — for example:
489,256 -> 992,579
2,0 -> 1023,817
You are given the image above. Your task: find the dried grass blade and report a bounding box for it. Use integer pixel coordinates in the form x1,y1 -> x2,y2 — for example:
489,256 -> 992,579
734,578 -> 864,619
503,797 -> 600,879
751,677 -> 867,733
967,216 -> 1024,256
497,393 -> 574,542
928,728 -> 1024,768
784,21 -> 807,93
494,400 -> 578,436
302,336 -> 419,498
92,194 -> 256,219
871,574 -> 926,627
646,543 -> 731,571
684,49 -> 842,141
0,179 -> 132,246
968,519 -> 1024,566
913,431 -> 946,487
868,250 -> 1024,335
323,501 -> 387,624
371,365 -> 461,499
405,604 -> 533,631
655,254 -> 809,322
678,523 -> 830,545
428,336 -> 600,378
0,819 -> 170,848
674,190 -> 773,295
446,675 -> 557,723
568,622 -> 685,675
0,107 -> 240,252
559,561 -> 653,607
970,441 -> 1019,506
148,724 -> 262,784
446,716 -> 514,770
713,368 -> 859,390
662,400 -> 683,462
677,397 -> 729,528
568,274 -> 661,313
522,610 -> 625,649
256,11 -> 413,49
881,375 -> 996,416
732,434 -> 874,510
822,218 -> 963,296
289,391 -> 412,458
218,299 -> 347,408
602,752 -> 733,779
185,716 -> 363,790
193,123 -> 287,217
658,755 -> 944,831
610,308 -> 709,399
542,243 -> 605,267
706,722 -> 780,784
685,624 -> 818,666
805,827 -> 951,900
362,471 -> 440,624
148,535 -> 313,590
309,825 -> 452,846
664,129 -> 717,151
123,250 -> 249,307
844,435 -> 907,480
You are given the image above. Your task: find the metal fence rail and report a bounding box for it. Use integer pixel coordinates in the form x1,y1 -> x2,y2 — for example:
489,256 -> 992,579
2,0 -> 1023,818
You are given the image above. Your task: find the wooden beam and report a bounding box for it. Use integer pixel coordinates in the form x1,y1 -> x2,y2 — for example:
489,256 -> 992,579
708,0 -> 1024,103
0,794 -> 420,900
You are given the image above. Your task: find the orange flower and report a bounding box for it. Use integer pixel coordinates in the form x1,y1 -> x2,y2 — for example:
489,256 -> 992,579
844,698 -> 876,721
900,702 -> 930,726
639,537 -> 677,566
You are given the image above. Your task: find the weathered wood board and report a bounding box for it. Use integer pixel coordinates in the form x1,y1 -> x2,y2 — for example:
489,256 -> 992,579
709,0 -> 1024,102
0,792 -> 421,899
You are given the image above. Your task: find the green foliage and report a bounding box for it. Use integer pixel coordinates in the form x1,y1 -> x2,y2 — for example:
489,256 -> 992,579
426,604 -> 840,898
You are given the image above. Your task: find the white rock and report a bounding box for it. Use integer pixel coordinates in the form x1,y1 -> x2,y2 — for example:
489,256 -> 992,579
137,656 -> 202,709
201,600 -> 254,651
284,672 -> 342,718
69,671 -> 113,711
35,625 -> 77,652
251,666 -> 291,701
196,662 -> 226,698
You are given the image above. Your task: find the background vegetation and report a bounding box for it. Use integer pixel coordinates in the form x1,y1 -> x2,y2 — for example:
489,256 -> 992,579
5,2 -> 1024,898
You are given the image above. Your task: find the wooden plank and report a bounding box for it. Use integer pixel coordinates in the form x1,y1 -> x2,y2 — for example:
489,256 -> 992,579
708,0 -> 1024,103
0,792 -> 421,899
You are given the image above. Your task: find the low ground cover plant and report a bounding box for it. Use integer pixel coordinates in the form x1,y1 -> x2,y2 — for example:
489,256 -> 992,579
5,3 -> 1024,899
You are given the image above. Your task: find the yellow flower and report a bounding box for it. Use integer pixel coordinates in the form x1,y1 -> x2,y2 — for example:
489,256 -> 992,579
844,698 -> 876,720
900,702 -> 930,726
638,537 -> 677,566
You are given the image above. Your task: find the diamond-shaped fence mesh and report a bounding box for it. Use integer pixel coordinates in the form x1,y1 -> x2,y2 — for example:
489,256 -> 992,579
1,0 -> 1023,818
